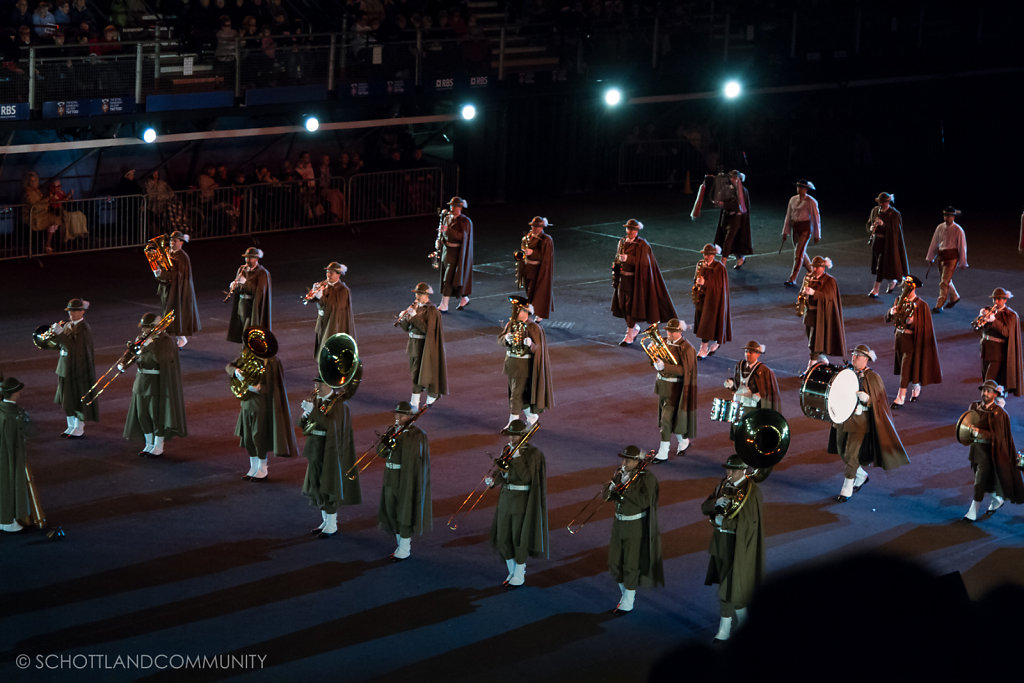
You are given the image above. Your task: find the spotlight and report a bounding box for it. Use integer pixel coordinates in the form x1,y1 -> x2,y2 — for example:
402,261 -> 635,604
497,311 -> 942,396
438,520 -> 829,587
142,127 -> 157,144
723,80 -> 742,99
460,104 -> 476,121
603,88 -> 623,106
304,116 -> 320,132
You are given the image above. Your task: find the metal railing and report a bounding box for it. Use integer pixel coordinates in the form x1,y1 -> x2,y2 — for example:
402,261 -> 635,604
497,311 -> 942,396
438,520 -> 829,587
0,167 -> 446,260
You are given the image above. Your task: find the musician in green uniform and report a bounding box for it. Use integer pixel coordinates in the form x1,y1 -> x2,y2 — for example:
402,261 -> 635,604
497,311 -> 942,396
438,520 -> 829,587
300,377 -> 358,537
51,298 -> 98,439
651,319 -> 697,460
378,401 -> 431,560
123,312 -> 187,457
498,296 -> 553,434
395,282 -> 447,411
0,377 -> 32,533
607,445 -> 663,613
488,420 -> 548,587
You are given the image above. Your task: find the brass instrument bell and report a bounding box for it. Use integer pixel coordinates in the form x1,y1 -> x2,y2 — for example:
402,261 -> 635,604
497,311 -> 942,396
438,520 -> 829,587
640,323 -> 678,365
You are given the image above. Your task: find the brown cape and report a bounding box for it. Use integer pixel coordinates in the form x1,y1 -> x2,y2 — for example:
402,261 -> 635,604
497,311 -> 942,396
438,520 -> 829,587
890,298 -> 942,386
489,444 -> 549,559
828,369 -> 909,471
0,401 -> 32,525
233,355 -> 298,458
524,232 -> 554,319
158,248 -> 201,336
314,281 -> 356,358
609,469 -> 664,587
500,319 -> 555,412
378,424 -> 432,536
442,213 -> 474,296
980,307 -> 1022,396
866,206 -> 909,280
807,273 -> 847,357
611,237 -> 677,324
301,399 -> 360,509
693,259 -> 732,343
713,186 -> 753,257
734,362 -> 782,414
416,304 -> 448,396
969,401 -> 1024,503
659,338 -> 699,438
53,320 -> 99,422
703,477 -> 765,608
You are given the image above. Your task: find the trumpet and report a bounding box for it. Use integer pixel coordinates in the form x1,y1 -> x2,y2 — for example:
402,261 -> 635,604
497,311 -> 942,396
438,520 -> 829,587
566,450 -> 654,535
301,279 -> 329,305
393,303 -> 417,327
447,422 -> 540,530
640,323 -> 678,366
223,264 -> 248,303
429,208 -> 449,269
32,321 -> 64,350
972,305 -> 999,331
346,403 -> 431,480
82,311 -> 175,406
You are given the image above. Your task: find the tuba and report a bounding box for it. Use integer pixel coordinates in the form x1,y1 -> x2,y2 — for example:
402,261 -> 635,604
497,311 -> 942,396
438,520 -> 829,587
890,276 -> 917,328
301,333 -> 361,435
32,322 -> 64,350
144,234 -> 174,276
640,323 -> 678,365
711,410 -> 789,520
229,327 -> 278,399
796,272 -> 816,317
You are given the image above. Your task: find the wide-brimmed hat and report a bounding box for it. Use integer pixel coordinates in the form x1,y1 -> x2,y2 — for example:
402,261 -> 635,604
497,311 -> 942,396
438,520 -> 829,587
509,295 -> 534,315
0,377 -> 25,398
168,230 -> 189,242
618,445 -> 646,460
742,340 -> 765,354
728,169 -> 747,182
65,298 -> 89,311
506,419 -> 529,436
528,216 -> 550,228
875,192 -> 894,204
851,344 -> 877,361
942,206 -> 961,216
810,256 -> 833,269
702,243 -> 721,256
242,247 -> 264,259
664,318 -> 687,333
623,218 -> 644,230
394,401 -> 415,415
991,288 -> 1013,300
722,454 -> 747,469
794,179 -> 815,190
138,312 -> 158,328
447,196 -> 468,208
324,261 -> 348,275
978,380 -> 1005,396
412,282 -> 434,295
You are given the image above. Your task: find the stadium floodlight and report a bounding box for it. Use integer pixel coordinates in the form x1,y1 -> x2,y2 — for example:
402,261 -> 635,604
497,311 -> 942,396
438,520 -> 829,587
723,80 -> 742,99
142,127 -> 157,143
604,88 -> 623,106
460,104 -> 477,121
304,116 -> 320,132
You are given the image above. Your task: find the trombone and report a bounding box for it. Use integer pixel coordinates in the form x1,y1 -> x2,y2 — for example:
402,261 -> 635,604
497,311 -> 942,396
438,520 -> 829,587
447,422 -> 540,530
345,403 -> 430,480
566,450 -> 654,535
81,311 -> 175,406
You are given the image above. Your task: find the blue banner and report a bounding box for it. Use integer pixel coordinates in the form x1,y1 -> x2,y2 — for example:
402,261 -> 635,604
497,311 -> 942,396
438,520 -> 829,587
0,103 -> 30,121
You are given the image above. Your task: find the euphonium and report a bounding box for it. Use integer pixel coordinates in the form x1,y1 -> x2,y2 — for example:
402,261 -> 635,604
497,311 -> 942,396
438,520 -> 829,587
972,304 -> 999,331
144,234 -> 174,276
796,272 -> 816,317
640,323 -> 678,365
229,327 -> 277,399
890,277 -> 917,328
691,260 -> 706,305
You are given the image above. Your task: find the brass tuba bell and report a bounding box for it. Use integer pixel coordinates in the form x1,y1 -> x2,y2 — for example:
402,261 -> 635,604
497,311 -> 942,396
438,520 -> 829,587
733,408 -> 790,469
318,332 -> 362,399
229,327 -> 278,399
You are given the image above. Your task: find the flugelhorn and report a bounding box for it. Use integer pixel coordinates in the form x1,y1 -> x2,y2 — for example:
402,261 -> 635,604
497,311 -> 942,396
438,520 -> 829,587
972,305 -> 999,331
301,279 -> 329,305
566,450 -> 655,535
393,303 -> 417,327
447,422 -> 540,530
345,403 -> 430,480
82,311 -> 175,406
640,323 -> 677,365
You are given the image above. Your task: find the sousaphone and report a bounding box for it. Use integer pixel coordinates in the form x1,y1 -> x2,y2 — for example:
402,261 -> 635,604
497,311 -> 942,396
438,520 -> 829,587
318,332 -> 362,398
734,408 -> 791,469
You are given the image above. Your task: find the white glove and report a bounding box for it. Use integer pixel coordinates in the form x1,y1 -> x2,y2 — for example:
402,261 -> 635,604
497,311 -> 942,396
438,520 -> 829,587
619,471 -> 632,485
523,337 -> 533,348
695,276 -> 704,286
116,363 -> 124,372
484,476 -> 494,487
50,322 -> 64,333
986,314 -> 996,323
234,368 -> 244,380
803,287 -> 815,296
751,392 -> 761,402
653,360 -> 665,372
504,333 -> 514,344
248,385 -> 260,393
723,378 -> 735,389
618,253 -> 627,262
300,400 -> 313,415
889,306 -> 897,316
715,496 -> 730,509
856,390 -> 870,404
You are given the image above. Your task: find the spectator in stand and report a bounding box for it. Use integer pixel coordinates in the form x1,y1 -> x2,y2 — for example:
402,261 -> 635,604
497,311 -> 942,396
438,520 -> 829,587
144,170 -> 190,236
249,0 -> 271,23
317,154 -> 345,225
54,1 -> 72,31
69,0 -> 95,33
32,2 -> 58,40
228,169 -> 250,233
49,179 -> 86,243
294,151 -> 320,222
216,164 -> 230,185
16,25 -> 34,47
9,1 -> 32,32
90,25 -> 123,56
24,171 -> 60,253
279,159 -> 298,182
214,14 -> 238,68
117,168 -> 140,195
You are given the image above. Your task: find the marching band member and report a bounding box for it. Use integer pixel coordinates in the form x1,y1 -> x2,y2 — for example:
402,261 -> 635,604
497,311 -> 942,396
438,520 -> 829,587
227,247 -> 272,343
607,445 -> 663,614
438,196 -> 473,312
712,170 -> 753,269
488,419 -> 548,588
123,313 -> 187,458
378,401 -> 431,560
299,377 -> 358,538
865,192 -> 908,298
829,345 -> 909,502
611,219 -> 677,346
884,276 -> 941,408
977,288 -> 1022,397
154,230 -> 201,348
226,328 -> 298,481
701,454 -> 768,642
396,282 -> 447,411
693,243 -> 731,359
311,261 -> 356,359
498,297 -> 553,435
519,216 -> 555,321
799,255 -> 846,373
725,341 -> 781,443
781,179 -> 821,286
0,377 -> 32,533
961,380 -> 1023,522
51,298 -> 98,439
924,206 -> 967,313
651,318 -> 697,460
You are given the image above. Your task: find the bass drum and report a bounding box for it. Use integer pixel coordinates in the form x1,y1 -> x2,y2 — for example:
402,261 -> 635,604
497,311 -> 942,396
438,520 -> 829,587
800,363 -> 859,423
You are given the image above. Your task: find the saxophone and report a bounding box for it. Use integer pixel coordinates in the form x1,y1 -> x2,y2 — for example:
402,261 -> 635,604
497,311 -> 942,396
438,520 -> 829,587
890,278 -> 917,329
611,237 -> 625,289
514,231 -> 532,289
429,209 -> 449,270
691,260 -> 706,305
796,273 -> 816,317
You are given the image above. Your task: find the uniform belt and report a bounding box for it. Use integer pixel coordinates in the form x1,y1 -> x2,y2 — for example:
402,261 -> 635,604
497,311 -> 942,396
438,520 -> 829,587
309,429 -> 326,436
408,332 -> 426,339
982,335 -> 1006,343
620,271 -> 635,277
445,241 -> 461,247
138,368 -> 160,375
506,352 -> 532,359
974,438 -> 991,444
386,462 -> 402,470
239,294 -> 253,300
524,259 -> 540,265
615,511 -> 647,521
318,309 -> 324,316
507,484 -> 530,491
657,374 -> 680,382
896,328 -> 913,335
716,528 -> 736,534
59,349 -> 69,356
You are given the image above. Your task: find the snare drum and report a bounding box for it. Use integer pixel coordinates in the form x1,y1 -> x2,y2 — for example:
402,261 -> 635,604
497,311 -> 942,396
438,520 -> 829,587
710,397 -> 745,423
800,364 -> 859,423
